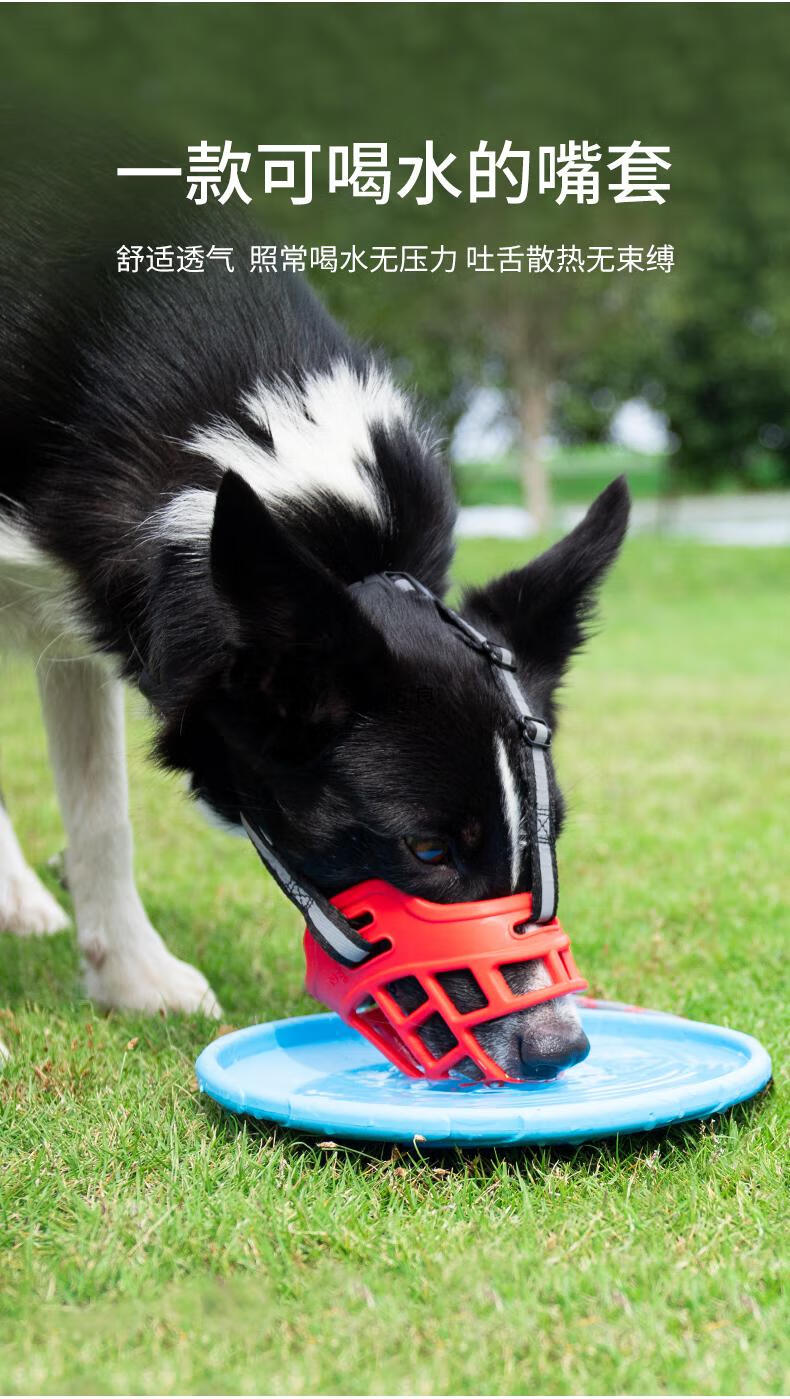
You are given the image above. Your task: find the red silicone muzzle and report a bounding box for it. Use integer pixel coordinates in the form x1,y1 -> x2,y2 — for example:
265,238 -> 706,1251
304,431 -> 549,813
304,880 -> 587,1082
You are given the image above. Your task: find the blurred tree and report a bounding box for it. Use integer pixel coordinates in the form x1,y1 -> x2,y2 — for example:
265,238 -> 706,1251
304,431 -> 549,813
535,8 -> 790,493
487,280 -> 641,526
658,212 -> 790,489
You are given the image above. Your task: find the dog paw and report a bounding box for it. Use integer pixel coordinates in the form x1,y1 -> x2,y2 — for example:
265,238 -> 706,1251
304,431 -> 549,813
0,866 -> 71,937
82,920 -> 221,1019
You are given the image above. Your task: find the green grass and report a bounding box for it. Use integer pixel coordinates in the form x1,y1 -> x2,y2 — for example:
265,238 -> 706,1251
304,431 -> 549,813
1,537 -> 788,1396
454,445 -> 667,507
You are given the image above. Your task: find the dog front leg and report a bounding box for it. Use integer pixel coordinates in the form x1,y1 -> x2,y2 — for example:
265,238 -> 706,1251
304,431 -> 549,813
37,659 -> 220,1017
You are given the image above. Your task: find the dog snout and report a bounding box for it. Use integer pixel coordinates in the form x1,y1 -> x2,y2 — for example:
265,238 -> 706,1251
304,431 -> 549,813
516,1013 -> 590,1080
470,995 -> 591,1081
478,960 -> 591,1080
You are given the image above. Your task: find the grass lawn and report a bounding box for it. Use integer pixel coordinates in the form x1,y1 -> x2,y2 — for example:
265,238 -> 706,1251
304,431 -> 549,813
454,445 -> 668,508
1,536 -> 788,1396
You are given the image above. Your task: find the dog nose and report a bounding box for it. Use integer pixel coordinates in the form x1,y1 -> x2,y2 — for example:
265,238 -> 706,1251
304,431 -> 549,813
517,1020 -> 590,1080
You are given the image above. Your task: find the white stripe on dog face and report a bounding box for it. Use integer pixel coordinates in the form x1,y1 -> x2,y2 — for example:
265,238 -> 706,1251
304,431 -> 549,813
495,735 -> 523,888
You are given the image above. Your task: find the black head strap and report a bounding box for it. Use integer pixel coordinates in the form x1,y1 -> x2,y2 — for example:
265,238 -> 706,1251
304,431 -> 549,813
241,570 -> 558,965
378,573 -> 558,924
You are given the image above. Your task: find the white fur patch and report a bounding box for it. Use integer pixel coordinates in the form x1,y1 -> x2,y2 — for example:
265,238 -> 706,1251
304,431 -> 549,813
148,488 -> 216,545
150,361 -> 415,547
0,510 -> 86,656
495,735 -> 523,888
194,796 -> 245,838
0,513 -> 44,570
239,361 -> 403,516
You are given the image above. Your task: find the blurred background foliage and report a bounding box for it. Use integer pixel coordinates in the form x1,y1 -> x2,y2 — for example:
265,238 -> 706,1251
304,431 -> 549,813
2,2 -> 790,513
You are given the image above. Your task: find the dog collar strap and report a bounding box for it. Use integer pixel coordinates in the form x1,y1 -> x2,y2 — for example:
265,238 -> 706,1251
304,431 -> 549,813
240,815 -> 372,966
374,571 -> 558,924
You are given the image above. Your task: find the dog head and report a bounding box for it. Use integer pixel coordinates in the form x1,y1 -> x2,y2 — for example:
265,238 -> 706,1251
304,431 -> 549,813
158,471 -> 629,1079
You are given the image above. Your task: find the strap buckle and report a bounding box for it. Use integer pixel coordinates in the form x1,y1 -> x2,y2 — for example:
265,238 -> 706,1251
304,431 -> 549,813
481,639 -> 516,671
520,715 -> 552,748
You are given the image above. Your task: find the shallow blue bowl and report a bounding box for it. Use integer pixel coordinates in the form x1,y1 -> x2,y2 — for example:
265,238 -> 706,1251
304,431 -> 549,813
196,1002 -> 771,1147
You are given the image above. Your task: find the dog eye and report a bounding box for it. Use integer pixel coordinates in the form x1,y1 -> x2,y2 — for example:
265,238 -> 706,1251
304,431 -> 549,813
406,837 -> 451,866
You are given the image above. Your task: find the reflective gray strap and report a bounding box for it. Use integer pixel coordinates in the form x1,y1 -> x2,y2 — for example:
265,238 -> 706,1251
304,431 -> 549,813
384,572 -> 558,924
521,736 -> 557,924
241,815 -> 371,966
495,666 -> 557,923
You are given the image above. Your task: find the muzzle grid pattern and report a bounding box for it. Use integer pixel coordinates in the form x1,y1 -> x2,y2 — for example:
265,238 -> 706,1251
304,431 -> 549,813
369,930 -> 584,1077
304,880 -> 586,1082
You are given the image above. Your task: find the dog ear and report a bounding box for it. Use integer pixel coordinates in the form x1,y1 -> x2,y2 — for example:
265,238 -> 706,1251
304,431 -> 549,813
210,468 -> 309,628
209,470 -> 390,732
463,476 -> 630,691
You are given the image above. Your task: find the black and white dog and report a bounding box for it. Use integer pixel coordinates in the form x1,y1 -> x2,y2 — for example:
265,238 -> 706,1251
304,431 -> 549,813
0,189 -> 629,1078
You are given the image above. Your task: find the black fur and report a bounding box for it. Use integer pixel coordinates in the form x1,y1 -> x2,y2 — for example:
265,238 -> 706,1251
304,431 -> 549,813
0,172 -> 629,1077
